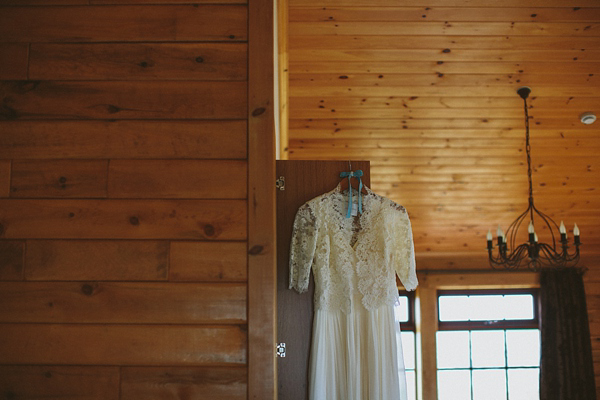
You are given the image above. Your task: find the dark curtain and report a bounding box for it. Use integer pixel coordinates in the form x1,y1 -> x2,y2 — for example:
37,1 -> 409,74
540,268 -> 596,400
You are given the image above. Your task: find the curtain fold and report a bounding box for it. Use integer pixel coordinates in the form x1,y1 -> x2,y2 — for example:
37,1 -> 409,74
540,268 -> 596,400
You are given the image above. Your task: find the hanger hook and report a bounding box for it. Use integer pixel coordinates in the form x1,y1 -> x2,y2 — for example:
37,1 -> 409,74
348,160 -> 352,171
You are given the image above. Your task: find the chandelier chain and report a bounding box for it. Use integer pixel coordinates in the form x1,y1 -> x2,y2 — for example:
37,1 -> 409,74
523,96 -> 534,209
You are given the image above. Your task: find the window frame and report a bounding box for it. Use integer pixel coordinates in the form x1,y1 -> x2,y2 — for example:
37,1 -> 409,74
435,288 -> 541,400
398,289 -> 418,400
399,289 -> 416,332
437,288 -> 540,331
414,272 -> 540,400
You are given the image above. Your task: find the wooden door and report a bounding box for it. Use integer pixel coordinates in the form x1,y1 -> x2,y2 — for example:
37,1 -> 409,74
276,160 -> 370,400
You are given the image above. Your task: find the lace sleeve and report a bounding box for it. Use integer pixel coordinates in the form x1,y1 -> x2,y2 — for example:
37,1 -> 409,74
289,203 -> 318,293
392,210 -> 418,291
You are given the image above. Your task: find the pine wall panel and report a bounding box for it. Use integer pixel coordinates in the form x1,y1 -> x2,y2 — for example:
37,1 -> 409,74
285,0 -> 600,395
0,0 -> 263,398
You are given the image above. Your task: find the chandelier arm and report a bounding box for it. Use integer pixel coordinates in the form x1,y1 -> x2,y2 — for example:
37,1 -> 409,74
537,243 -> 563,267
489,253 -> 512,269
558,242 -> 580,266
532,204 -> 560,249
489,242 -> 527,269
571,249 -> 581,266
535,242 -> 580,268
506,206 -> 531,253
508,243 -> 530,268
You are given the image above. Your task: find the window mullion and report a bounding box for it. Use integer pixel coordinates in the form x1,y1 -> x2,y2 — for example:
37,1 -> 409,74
416,286 -> 438,400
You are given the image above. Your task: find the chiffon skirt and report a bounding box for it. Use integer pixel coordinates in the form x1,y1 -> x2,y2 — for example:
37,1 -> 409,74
309,302 -> 408,400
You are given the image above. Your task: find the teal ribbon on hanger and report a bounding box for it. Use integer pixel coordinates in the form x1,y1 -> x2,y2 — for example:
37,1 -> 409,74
339,170 -> 363,218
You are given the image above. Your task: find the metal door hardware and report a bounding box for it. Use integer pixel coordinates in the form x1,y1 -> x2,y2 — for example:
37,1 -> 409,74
276,176 -> 285,190
276,342 -> 286,357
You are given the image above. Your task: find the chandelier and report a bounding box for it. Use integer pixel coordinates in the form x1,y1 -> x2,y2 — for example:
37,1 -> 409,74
486,87 -> 581,270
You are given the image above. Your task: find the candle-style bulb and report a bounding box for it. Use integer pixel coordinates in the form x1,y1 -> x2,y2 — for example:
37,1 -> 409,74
487,230 -> 493,241
559,221 -> 566,234
497,225 -> 505,239
534,233 -> 538,243
528,221 -> 535,234
574,223 -> 580,237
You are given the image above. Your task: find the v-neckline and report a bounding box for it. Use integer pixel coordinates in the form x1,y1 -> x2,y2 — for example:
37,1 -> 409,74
333,183 -> 373,250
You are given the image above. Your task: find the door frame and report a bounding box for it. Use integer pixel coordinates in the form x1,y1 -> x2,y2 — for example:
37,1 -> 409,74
248,0 -> 277,398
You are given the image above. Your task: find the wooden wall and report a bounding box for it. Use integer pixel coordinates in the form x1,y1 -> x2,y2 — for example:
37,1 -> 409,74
0,0 -> 275,399
285,0 -> 600,267
283,0 -> 600,396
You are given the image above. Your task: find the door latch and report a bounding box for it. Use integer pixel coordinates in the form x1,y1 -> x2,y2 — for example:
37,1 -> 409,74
276,342 -> 286,357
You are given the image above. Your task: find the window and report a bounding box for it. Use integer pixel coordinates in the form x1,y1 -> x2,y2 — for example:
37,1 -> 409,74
396,290 -> 417,400
436,289 -> 540,400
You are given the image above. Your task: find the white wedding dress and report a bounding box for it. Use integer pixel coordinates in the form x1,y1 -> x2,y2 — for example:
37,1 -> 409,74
289,184 -> 418,400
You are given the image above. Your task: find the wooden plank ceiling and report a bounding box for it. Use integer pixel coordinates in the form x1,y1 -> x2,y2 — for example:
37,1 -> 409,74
285,0 -> 600,270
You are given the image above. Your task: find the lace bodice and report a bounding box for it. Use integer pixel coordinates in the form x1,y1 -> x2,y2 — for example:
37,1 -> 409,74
289,184 -> 418,312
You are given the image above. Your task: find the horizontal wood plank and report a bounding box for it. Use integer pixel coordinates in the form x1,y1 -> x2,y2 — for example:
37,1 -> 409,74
109,160 -> 247,199
415,252 -> 495,270
0,81 -> 247,120
367,155 -> 593,166
289,35 -> 600,51
289,7 -> 600,23
410,234 -> 591,254
291,73 -> 599,88
0,120 -> 247,160
290,61 -> 600,75
93,0 -> 247,3
397,204 -> 599,219
289,21 -> 600,36
0,160 -> 9,197
375,174 -> 597,187
25,240 -> 168,281
289,0 -> 600,8
0,241 -> 24,281
0,5 -> 247,43
289,117 -> 592,130
289,96 -> 600,109
289,138 -> 600,150
291,128 -> 595,140
371,174 -> 556,185
0,44 -> 28,80
290,48 -> 600,63
30,43 -> 247,81
290,73 -> 600,88
288,147 -> 600,158
0,366 -> 119,400
0,199 -> 247,239
289,107 -> 599,119
121,366 -> 246,400
11,160 -> 108,198
288,85 -> 600,98
414,248 -> 600,267
373,182 -> 598,196
0,0 -> 87,3
377,184 -> 598,200
370,164 -> 595,177
380,195 -> 599,209
0,324 -> 247,365
170,241 -> 247,282
0,282 -> 246,324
